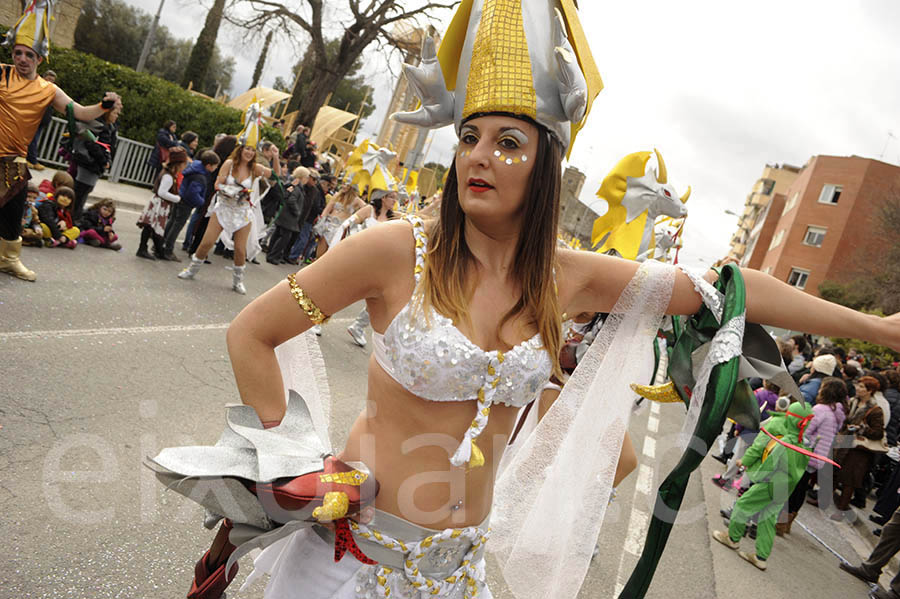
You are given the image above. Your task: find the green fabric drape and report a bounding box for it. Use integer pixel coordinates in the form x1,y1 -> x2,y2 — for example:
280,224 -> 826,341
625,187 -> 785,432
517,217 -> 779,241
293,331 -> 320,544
619,264 -> 746,599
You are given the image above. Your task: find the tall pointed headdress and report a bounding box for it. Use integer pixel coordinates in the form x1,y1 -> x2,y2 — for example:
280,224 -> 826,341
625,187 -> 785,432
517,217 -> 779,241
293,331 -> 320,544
237,96 -> 261,148
393,0 -> 603,157
3,0 -> 55,58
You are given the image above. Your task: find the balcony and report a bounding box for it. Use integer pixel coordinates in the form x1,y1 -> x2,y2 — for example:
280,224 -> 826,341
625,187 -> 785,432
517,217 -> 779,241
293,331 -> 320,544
752,178 -> 776,196
750,193 -> 770,207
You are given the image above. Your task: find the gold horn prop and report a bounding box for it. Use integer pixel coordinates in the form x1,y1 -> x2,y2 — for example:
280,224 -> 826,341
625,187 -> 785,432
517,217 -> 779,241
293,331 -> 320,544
630,381 -> 682,403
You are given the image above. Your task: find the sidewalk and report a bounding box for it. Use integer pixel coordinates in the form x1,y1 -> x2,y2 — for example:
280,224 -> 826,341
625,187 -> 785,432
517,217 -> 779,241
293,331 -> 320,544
34,166 -> 150,212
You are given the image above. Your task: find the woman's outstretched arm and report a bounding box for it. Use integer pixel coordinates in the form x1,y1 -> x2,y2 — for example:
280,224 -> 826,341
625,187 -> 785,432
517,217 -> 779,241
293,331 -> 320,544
739,267 -> 898,349
562,250 -> 900,352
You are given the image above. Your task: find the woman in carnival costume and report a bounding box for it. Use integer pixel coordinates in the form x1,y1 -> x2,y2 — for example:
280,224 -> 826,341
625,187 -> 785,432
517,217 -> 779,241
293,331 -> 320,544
178,102 -> 280,294
149,1 -> 900,598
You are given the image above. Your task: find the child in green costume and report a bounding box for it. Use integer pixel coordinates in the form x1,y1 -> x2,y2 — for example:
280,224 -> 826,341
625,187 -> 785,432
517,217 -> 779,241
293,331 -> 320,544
712,401 -> 813,570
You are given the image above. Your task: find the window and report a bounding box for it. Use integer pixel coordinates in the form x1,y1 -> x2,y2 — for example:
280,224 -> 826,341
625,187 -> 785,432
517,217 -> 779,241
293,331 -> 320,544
787,268 -> 810,290
818,184 -> 842,205
783,192 -> 799,214
769,228 -> 785,250
762,179 -> 775,195
802,225 -> 827,247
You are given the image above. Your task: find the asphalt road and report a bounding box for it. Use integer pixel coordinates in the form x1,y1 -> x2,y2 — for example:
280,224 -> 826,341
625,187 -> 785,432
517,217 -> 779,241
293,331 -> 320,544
0,215 -> 887,598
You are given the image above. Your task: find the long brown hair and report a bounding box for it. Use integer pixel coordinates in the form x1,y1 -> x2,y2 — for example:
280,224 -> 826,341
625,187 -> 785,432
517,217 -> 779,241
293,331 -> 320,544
227,143 -> 257,174
418,123 -> 563,377
332,185 -> 357,208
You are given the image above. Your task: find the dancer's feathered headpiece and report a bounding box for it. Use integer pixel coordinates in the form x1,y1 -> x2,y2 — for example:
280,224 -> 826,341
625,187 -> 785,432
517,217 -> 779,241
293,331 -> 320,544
392,0 -> 603,157
3,0 -> 55,58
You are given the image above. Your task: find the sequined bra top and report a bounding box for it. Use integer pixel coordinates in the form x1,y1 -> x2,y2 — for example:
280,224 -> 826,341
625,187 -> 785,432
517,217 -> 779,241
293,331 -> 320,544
372,216 -> 552,467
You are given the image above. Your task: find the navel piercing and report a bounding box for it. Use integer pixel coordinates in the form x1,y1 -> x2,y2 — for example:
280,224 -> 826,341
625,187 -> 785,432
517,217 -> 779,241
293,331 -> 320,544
451,499 -> 463,511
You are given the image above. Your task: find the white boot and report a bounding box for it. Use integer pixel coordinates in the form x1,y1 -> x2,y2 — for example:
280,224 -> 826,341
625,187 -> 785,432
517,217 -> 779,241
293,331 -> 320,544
178,254 -> 204,279
232,264 -> 247,295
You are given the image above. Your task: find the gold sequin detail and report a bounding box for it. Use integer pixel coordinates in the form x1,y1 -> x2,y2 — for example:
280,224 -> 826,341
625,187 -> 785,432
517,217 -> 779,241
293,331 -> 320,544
319,469 -> 368,485
311,491 -> 349,522
462,0 -> 536,120
286,274 -> 330,325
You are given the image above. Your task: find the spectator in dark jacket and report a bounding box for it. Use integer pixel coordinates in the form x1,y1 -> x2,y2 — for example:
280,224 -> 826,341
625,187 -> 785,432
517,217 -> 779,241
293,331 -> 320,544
179,131 -> 199,158
37,186 -> 80,248
146,120 -> 178,179
267,166 -> 310,265
78,198 -> 120,250
886,371 -> 900,446
800,353 -> 837,403
72,106 -> 119,222
186,135 -> 238,255
162,151 -> 220,261
285,171 -> 326,264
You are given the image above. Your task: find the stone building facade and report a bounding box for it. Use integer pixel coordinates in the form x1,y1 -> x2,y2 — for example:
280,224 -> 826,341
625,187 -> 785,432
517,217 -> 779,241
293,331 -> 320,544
1,0 -> 83,49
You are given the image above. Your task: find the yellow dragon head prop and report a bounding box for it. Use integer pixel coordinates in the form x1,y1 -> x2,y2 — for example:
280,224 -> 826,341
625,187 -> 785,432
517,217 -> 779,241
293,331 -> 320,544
591,149 -> 690,261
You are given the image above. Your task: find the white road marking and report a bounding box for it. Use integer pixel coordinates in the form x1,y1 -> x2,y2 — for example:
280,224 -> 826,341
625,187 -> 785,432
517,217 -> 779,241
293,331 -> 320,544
0,319 -> 358,341
647,415 -> 659,433
623,507 -> 650,556
643,436 -> 656,459
0,322 -> 231,340
650,401 -> 661,415
635,462 -> 654,496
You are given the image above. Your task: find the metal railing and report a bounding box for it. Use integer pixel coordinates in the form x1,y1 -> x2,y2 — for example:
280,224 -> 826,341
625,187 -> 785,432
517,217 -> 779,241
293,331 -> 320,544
33,116 -> 156,188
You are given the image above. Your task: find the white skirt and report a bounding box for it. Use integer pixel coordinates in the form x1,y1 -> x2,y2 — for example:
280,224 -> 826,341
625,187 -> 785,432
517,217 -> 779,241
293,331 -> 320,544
209,195 -> 263,260
241,510 -> 492,599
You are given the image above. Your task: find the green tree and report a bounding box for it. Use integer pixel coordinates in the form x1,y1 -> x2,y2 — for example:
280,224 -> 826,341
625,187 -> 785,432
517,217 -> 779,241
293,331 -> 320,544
818,190 -> 900,315
181,0 -> 226,89
424,161 -> 448,189
251,30 -> 273,89
233,0 -> 455,126
282,39 -> 376,124
820,189 -> 900,360
74,0 -> 148,67
74,0 -> 233,96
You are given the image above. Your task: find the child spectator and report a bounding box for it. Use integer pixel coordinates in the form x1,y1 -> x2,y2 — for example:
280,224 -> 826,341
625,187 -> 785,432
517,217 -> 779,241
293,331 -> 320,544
136,148 -> 188,260
712,401 -> 814,570
21,182 -> 43,248
712,380 -> 783,490
37,186 -> 80,248
79,199 -> 121,250
37,170 -> 75,200
161,150 -> 220,261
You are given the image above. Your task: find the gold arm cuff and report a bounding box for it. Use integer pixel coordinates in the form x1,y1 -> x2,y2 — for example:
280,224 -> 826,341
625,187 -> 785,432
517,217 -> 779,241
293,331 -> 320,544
286,274 -> 331,325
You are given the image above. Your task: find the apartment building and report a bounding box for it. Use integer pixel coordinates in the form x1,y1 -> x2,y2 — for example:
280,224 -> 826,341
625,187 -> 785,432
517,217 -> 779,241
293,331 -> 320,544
728,163 -> 801,264
750,155 -> 900,296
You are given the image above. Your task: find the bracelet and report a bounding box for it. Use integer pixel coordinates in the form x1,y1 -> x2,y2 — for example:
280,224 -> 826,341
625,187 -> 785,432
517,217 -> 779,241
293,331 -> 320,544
286,274 -> 330,325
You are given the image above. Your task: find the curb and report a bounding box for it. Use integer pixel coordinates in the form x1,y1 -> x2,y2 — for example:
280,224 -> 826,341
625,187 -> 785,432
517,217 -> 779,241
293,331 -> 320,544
849,506 -> 900,576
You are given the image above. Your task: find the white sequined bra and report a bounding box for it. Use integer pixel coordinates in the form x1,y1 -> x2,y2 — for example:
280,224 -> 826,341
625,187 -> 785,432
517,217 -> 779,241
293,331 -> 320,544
372,216 -> 552,467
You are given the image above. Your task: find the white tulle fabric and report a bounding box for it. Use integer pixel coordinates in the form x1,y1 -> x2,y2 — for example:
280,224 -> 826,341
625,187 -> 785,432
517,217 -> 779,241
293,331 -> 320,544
274,329 -> 333,451
490,260 -> 675,599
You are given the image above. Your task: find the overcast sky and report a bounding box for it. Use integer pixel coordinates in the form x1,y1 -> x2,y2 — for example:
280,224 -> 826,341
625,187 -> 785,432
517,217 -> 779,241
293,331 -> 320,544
128,0 -> 900,269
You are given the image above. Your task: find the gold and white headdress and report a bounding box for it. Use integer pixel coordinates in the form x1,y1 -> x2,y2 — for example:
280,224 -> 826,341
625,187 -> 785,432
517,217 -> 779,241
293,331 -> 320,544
237,96 -> 261,148
393,0 -> 603,156
3,0 -> 54,58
